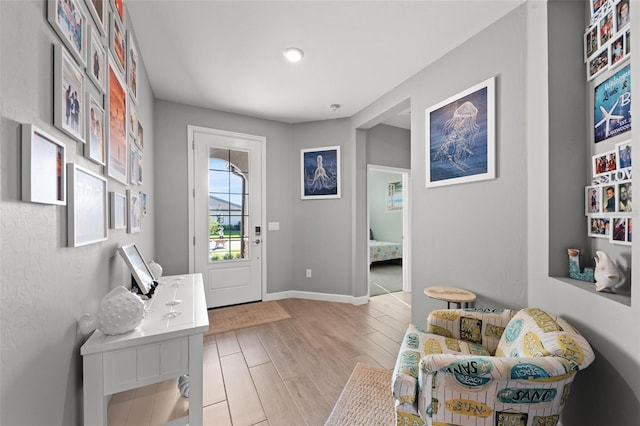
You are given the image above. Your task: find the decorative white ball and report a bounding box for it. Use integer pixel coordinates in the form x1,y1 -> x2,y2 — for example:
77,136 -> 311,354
97,286 -> 146,335
148,261 -> 163,279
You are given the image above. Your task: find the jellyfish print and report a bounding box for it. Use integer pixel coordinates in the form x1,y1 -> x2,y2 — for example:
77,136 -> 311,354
434,101 -> 480,172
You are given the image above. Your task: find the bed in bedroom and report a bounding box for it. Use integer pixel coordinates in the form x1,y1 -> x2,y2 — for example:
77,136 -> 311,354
369,240 -> 402,264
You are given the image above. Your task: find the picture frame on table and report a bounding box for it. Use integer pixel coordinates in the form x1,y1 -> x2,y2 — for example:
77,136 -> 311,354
85,93 -> 106,165
107,55 -> 128,184
47,0 -> 87,67
592,150 -> 618,177
67,163 -> 108,247
300,145 -> 341,199
585,185 -> 601,215
616,139 -> 632,169
584,24 -> 599,61
110,12 -> 126,73
85,0 -> 108,36
87,26 -> 107,93
588,216 -> 611,238
109,191 -> 127,229
426,76 -> 495,188
21,124 -> 66,205
587,46 -> 609,81
127,31 -> 139,103
127,189 -> 141,233
54,44 -> 86,144
594,64 -> 631,143
611,217 -> 632,245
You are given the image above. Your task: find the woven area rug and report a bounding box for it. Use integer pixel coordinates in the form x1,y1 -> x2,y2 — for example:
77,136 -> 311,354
325,363 -> 395,426
205,300 -> 291,336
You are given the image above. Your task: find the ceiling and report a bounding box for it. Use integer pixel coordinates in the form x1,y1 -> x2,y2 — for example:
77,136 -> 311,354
127,1 -> 524,127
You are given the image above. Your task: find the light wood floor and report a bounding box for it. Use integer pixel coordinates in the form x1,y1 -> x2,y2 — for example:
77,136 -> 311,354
107,292 -> 411,426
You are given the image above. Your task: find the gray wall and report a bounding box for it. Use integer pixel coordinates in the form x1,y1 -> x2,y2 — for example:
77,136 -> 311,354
153,99 -> 295,294
366,123 -> 411,168
0,1 -> 155,425
292,119 -> 354,294
368,170 -> 403,243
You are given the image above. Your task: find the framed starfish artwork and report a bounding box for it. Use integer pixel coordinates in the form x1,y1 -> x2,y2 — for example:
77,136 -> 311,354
594,64 -> 631,143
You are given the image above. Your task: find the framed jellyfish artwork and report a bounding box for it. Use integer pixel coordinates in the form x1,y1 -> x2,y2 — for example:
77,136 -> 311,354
426,76 -> 496,188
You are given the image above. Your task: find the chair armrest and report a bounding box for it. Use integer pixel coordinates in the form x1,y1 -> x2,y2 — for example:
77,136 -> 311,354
426,308 -> 516,354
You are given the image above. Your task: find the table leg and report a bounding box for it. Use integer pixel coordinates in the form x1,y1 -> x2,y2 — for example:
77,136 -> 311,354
83,353 -> 108,426
187,334 -> 204,425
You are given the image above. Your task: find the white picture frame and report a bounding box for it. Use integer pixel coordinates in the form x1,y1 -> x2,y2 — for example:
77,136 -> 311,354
85,0 -> 108,37
300,146 -> 341,199
85,93 -> 106,165
109,191 -> 127,229
127,189 -> 141,233
127,31 -> 139,103
67,163 -> 108,247
107,55 -> 129,184
54,44 -> 86,144
426,76 -> 496,188
48,0 -> 88,67
21,124 -> 66,205
87,25 -> 107,93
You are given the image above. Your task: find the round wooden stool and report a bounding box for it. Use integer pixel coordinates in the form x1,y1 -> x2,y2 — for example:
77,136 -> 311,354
424,286 -> 477,308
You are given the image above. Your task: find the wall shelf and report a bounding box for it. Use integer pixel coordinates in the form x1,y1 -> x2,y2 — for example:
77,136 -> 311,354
552,276 -> 631,306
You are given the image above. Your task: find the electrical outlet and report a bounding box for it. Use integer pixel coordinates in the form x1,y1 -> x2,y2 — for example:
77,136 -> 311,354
306,269 -> 312,278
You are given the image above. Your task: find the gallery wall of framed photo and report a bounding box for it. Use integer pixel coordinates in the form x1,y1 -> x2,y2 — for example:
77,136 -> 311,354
20,0 -> 147,247
584,2 -> 632,250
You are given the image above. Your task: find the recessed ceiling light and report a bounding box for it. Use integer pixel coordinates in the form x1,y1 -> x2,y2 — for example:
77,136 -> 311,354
283,47 -> 304,63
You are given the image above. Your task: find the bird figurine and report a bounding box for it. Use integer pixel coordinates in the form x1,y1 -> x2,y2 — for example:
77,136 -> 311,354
593,250 -> 620,292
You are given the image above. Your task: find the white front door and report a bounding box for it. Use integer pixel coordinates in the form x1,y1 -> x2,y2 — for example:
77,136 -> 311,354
190,127 -> 264,308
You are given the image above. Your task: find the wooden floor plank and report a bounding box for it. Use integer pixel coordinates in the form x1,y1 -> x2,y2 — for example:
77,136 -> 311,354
219,351 -> 266,426
250,362 -> 307,425
107,294 -> 411,426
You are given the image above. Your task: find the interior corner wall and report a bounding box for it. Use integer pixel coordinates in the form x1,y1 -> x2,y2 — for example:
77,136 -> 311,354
0,1 -> 155,425
291,119 -> 355,295
153,99 -> 295,295
528,1 -> 640,424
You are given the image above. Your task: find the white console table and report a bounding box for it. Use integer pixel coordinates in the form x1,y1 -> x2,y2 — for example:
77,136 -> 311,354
81,273 -> 209,426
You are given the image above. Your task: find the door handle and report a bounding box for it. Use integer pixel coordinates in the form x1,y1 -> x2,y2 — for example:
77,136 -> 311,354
253,239 -> 261,244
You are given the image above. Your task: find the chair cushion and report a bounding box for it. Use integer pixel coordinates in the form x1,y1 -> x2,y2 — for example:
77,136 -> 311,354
495,308 -> 595,370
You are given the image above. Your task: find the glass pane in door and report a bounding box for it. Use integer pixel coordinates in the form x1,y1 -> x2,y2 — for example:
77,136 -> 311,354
208,148 -> 249,261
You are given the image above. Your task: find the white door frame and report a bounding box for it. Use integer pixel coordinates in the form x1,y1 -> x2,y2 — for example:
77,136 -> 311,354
367,164 -> 411,293
186,125 -> 268,300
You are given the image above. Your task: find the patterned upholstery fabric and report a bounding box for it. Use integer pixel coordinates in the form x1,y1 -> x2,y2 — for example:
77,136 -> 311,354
392,308 -> 595,426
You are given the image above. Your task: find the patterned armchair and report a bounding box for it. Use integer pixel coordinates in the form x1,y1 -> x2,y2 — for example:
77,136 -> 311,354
392,308 -> 595,426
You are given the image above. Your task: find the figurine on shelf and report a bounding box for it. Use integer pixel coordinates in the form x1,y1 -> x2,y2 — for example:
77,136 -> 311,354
96,286 -> 146,335
148,261 -> 163,279
593,250 -> 621,292
567,248 -> 595,282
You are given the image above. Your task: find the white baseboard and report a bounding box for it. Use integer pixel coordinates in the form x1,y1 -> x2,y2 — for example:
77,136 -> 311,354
264,290 -> 369,306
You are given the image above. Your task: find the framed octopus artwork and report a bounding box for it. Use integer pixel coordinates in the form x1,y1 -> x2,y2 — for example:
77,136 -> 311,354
300,145 -> 341,200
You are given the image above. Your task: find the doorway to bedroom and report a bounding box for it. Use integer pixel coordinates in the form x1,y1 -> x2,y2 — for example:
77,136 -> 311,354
367,165 -> 409,297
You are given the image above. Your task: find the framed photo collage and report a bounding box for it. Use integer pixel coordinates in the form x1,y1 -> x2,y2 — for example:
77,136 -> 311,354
22,0 -> 146,246
586,139 -> 632,245
585,0 -> 631,81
